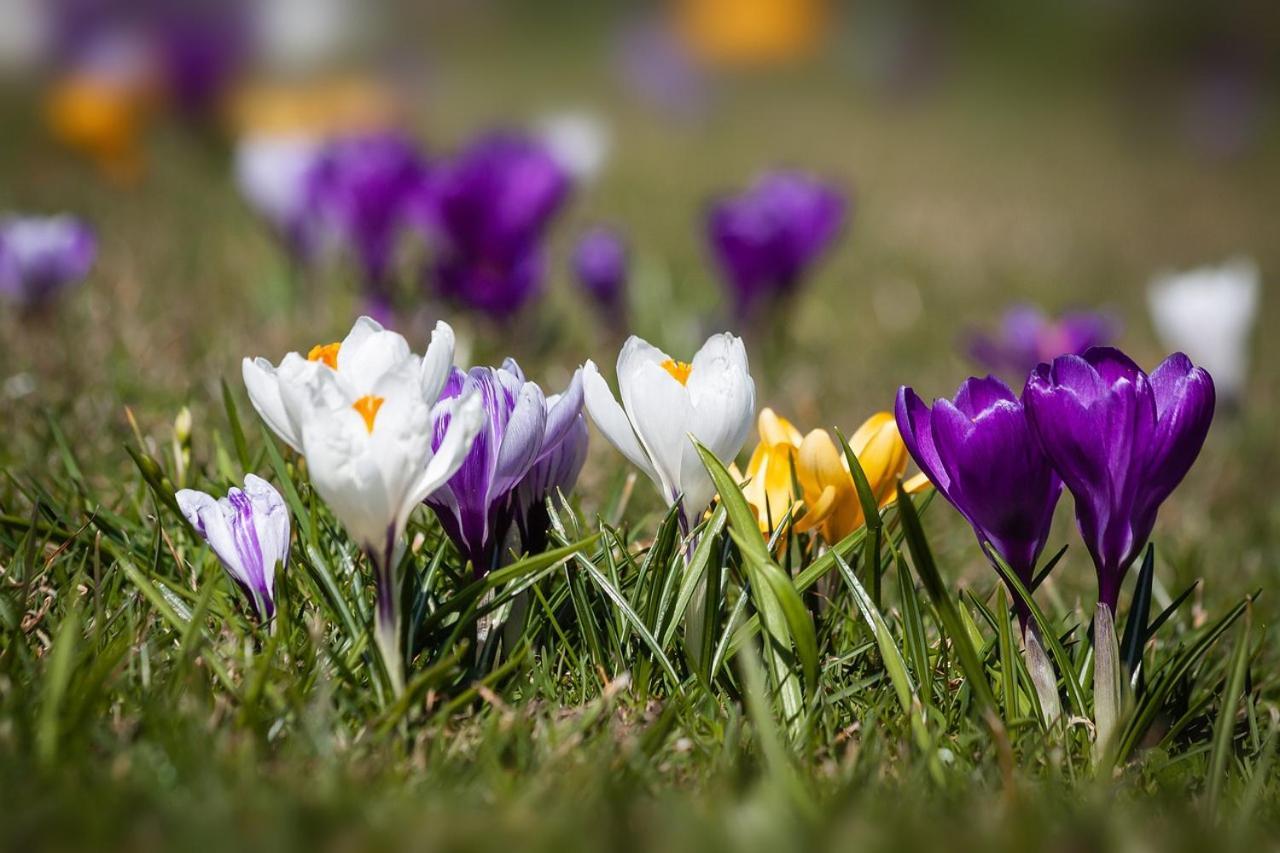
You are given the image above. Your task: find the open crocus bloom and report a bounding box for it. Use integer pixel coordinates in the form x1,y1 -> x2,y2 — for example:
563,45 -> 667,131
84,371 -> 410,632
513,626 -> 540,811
1147,258 -> 1259,403
426,361 -> 585,575
1024,348 -> 1215,612
584,333 -> 755,530
176,475 -> 289,620
243,317 -> 483,691
740,408 -> 927,541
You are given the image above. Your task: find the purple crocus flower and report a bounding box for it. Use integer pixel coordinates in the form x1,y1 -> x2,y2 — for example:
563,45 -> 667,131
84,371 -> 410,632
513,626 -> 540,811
708,171 -> 847,322
425,133 -> 570,319
306,132 -> 432,300
426,361 -> 585,575
1024,348 -> 1215,612
969,305 -> 1117,381
896,376 -> 1062,626
176,475 -> 290,620
572,226 -> 628,328
153,0 -> 251,114
0,215 -> 96,307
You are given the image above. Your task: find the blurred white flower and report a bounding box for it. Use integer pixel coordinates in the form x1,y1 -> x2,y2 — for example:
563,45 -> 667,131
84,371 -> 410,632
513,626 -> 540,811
253,0 -> 360,75
535,111 -> 611,183
1148,257 -> 1260,401
234,133 -> 322,238
584,333 -> 755,529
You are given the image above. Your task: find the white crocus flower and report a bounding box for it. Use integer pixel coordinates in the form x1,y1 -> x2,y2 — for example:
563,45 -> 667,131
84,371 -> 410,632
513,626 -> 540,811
535,110 -> 611,183
584,333 -> 755,530
234,133 -> 323,234
1148,257 -> 1260,402
243,317 -> 483,694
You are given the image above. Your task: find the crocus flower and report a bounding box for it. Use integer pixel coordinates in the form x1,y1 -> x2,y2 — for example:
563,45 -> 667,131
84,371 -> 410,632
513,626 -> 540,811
234,133 -> 324,253
152,1 -> 250,114
968,305 -> 1117,381
1147,258 -> 1259,404
896,376 -> 1063,624
535,110 -> 611,183
740,408 -> 927,541
572,226 -> 628,328
243,316 -> 484,691
176,475 -> 289,620
584,333 -> 755,531
1023,349 -> 1215,612
0,215 -> 97,307
306,132 -> 432,305
514,400 -> 589,555
675,0 -> 827,67
426,362 -> 585,575
425,132 -> 570,319
707,171 -> 846,322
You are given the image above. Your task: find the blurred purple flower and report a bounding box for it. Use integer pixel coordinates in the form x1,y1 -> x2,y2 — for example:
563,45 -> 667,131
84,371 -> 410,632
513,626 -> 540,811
707,171 -> 846,321
0,215 -> 96,307
1024,348 -> 1215,611
305,132 -> 432,293
969,306 -> 1117,381
153,0 -> 251,114
614,16 -> 710,119
572,226 -> 628,328
426,360 -> 585,575
424,133 -> 571,319
896,376 -> 1061,627
176,474 -> 290,620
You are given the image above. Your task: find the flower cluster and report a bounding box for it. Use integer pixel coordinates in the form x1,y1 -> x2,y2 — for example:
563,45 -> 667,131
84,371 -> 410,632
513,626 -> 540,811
898,347 -> 1215,620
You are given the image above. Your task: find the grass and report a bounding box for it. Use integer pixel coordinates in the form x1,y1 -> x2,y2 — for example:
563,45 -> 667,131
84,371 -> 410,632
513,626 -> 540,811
2,21 -> 1280,852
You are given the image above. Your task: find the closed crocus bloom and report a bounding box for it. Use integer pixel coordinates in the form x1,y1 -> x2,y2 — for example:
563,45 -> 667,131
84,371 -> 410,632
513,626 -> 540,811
176,475 -> 289,620
896,376 -> 1062,619
426,362 -> 585,575
244,317 -> 483,691
514,400 -> 589,554
969,305 -> 1117,381
0,215 -> 97,308
1024,349 -> 1215,612
794,412 -> 921,544
584,333 -> 755,531
306,132 -> 432,306
708,171 -> 846,322
234,133 -> 324,253
740,408 -> 804,532
426,133 -> 570,319
572,226 -> 628,327
1147,258 -> 1259,403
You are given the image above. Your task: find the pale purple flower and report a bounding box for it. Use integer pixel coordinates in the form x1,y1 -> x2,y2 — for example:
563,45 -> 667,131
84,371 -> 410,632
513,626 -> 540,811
896,376 -> 1062,626
176,474 -> 290,619
969,305 -> 1117,381
234,133 -> 325,253
424,132 -> 570,319
426,361 -> 585,575
0,215 -> 96,307
1024,348 -> 1215,611
707,171 -> 846,321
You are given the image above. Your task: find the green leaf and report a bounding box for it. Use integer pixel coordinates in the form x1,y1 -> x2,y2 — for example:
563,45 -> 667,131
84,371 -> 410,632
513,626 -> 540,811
1207,614 -> 1252,814
221,377 -> 253,474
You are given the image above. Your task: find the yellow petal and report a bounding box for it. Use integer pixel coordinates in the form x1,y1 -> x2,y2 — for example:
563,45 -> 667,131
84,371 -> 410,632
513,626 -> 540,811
903,472 -> 933,494
758,407 -> 803,449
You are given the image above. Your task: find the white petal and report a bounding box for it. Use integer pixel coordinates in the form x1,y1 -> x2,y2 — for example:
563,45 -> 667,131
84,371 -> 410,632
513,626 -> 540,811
407,390 -> 485,511
583,359 -> 657,482
624,359 -> 694,506
494,382 -> 548,493
686,333 -> 756,463
420,320 -> 456,404
242,357 -> 302,452
338,316 -> 413,389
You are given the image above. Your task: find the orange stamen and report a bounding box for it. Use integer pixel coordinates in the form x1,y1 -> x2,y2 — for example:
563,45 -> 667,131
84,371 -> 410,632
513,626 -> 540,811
661,359 -> 693,386
307,342 -> 341,369
352,395 -> 385,433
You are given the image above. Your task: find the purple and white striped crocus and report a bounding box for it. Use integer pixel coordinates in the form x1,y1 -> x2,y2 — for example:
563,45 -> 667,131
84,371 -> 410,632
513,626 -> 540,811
176,475 -> 290,620
426,361 -> 585,575
305,132 -> 433,314
0,215 -> 97,308
1024,348 -> 1216,614
895,375 -> 1062,629
968,305 -> 1117,382
707,171 -> 846,322
572,226 -> 629,329
424,132 -> 571,320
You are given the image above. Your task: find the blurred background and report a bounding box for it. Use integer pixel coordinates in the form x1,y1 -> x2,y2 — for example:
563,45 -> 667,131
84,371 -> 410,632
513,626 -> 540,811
0,0 -> 1276,603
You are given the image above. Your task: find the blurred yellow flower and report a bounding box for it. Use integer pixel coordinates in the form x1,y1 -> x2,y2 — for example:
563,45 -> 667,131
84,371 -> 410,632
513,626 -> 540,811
676,0 -> 826,67
740,408 -> 930,542
45,74 -> 152,183
227,76 -> 400,138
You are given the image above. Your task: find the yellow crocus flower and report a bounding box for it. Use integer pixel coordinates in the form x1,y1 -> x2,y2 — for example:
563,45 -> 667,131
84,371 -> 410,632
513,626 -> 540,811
45,73 -> 152,184
675,0 -> 826,67
741,407 -> 931,542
